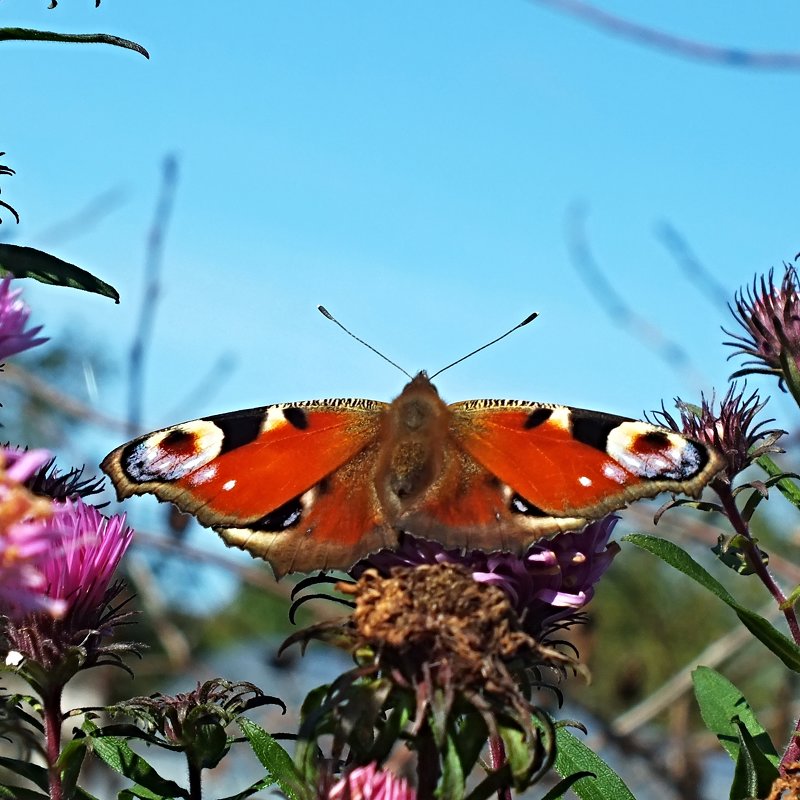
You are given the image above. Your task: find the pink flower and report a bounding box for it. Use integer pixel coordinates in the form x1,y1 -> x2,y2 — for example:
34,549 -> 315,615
0,447 -> 66,619
41,498 -> 133,631
0,276 -> 47,360
2,496 -> 135,673
326,763 -> 416,800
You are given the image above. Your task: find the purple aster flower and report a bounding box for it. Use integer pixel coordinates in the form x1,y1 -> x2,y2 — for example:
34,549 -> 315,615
40,499 -> 134,632
3,497 -> 136,674
0,447 -> 67,619
725,266 -> 800,383
354,516 -> 620,637
0,276 -> 47,360
326,762 -> 416,800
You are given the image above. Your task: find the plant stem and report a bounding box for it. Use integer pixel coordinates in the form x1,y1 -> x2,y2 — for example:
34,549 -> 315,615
188,759 -> 202,800
416,721 -> 440,799
42,683 -> 64,800
780,719 -> 800,770
716,482 -> 800,643
488,735 -> 511,800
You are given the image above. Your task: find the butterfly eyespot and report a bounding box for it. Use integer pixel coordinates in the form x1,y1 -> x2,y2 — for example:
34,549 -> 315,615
254,494 -> 305,531
123,421 -> 224,482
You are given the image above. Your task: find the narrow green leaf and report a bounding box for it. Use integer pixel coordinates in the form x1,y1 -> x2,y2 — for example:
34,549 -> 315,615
439,733 -> 466,800
553,728 -> 636,800
0,244 -> 119,302
238,717 -> 309,800
58,735 -> 89,799
0,27 -> 148,58
729,718 -> 780,800
624,534 -> 800,672
452,713 -> 488,778
757,455 -> 800,510
540,772 -> 596,800
692,667 -> 778,765
0,756 -> 49,791
83,724 -> 188,799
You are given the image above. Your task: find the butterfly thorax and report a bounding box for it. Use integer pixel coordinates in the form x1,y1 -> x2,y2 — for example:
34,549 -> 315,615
375,372 -> 450,516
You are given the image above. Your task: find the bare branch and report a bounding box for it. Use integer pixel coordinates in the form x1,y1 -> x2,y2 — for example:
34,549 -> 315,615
128,156 -> 179,432
565,202 -> 705,385
531,0 -> 800,70
656,222 -> 729,310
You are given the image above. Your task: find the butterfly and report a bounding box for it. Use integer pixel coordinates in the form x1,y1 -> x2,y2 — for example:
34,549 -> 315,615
101,369 -> 724,578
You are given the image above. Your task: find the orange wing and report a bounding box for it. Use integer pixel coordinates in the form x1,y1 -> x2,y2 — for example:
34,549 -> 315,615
448,399 -> 722,518
101,399 -> 394,576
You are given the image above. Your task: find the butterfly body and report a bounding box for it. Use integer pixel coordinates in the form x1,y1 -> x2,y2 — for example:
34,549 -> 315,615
101,372 -> 723,577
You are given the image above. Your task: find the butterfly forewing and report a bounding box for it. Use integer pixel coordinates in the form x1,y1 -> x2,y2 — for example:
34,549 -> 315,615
101,399 -> 387,533
448,398 -> 722,519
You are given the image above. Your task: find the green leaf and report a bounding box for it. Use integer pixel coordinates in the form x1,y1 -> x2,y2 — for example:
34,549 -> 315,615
499,724 -> 536,785
439,733 -> 466,800
0,27 -> 148,58
757,455 -> 800,510
692,667 -> 778,765
553,728 -> 636,800
452,712 -> 489,779
624,534 -> 800,672
539,772 -> 597,800
729,718 -> 780,800
0,756 -> 49,791
83,722 -> 188,799
238,717 -> 309,800
0,244 -> 119,302
58,735 -> 89,799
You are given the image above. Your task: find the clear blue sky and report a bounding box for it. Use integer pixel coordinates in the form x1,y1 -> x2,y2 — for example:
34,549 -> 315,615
4,2 -> 800,544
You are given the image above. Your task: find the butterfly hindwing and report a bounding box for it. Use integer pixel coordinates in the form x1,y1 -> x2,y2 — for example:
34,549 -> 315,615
448,399 -> 721,520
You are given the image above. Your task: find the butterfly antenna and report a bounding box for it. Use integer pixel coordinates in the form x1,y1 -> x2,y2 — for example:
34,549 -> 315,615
429,311 -> 539,379
318,305 -> 413,379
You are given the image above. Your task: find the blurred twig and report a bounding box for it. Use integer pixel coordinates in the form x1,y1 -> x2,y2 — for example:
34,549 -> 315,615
4,361 -> 127,431
34,186 -> 127,247
530,0 -> 800,70
131,529 -> 344,623
128,156 -> 178,433
656,222 -> 729,310
565,202 -> 704,385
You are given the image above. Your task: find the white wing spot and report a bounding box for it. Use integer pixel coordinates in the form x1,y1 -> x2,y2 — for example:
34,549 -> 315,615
187,463 -> 218,486
602,462 -> 628,484
578,475 -> 592,487
222,479 -> 237,491
549,407 -> 571,431
261,406 -> 289,433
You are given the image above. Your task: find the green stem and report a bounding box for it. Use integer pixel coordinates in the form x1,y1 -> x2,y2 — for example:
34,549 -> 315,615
716,481 -> 800,643
188,760 -> 202,800
0,27 -> 148,58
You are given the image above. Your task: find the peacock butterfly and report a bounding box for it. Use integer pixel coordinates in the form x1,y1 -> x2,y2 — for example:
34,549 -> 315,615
101,360 -> 724,578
